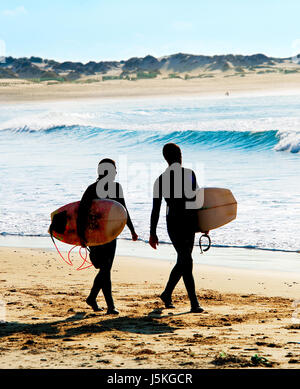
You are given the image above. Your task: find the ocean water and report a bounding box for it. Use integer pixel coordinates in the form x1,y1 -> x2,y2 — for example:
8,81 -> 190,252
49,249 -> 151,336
0,93 -> 300,258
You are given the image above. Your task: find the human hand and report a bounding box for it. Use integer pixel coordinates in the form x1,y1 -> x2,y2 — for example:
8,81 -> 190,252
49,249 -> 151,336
149,234 -> 159,249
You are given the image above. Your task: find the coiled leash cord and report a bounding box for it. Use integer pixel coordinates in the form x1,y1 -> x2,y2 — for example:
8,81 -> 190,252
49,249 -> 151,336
49,230 -> 93,270
199,233 -> 211,254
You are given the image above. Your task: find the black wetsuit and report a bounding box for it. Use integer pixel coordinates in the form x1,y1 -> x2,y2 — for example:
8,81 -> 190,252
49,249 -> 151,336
150,166 -> 200,309
77,180 -> 135,309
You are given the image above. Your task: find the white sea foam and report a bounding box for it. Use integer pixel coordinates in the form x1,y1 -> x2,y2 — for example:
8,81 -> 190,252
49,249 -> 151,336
275,131 -> 300,153
0,94 -> 299,256
0,111 -> 99,132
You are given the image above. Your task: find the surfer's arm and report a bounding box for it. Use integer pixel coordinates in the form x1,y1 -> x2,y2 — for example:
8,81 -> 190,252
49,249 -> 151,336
119,198 -> 136,235
150,176 -> 162,237
77,184 -> 95,244
192,170 -> 199,190
184,169 -> 201,210
149,196 -> 161,250
150,197 -> 162,235
116,184 -> 136,236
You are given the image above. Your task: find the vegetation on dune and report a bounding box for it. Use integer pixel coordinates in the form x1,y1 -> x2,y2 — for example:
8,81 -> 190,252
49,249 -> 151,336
136,71 -> 159,79
102,70 -> 160,82
102,75 -> 122,81
30,76 -> 66,83
168,73 -> 182,79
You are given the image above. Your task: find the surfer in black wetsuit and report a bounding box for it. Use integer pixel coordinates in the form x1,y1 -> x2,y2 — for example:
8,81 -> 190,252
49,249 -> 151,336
77,158 -> 138,314
149,143 -> 204,313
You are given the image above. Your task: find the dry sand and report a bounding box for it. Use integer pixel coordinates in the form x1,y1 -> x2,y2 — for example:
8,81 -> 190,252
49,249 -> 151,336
1,72 -> 300,103
0,246 -> 299,369
1,74 -> 300,370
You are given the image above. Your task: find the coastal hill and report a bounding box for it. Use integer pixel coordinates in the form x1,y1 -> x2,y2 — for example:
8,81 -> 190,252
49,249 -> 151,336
1,53 -> 300,82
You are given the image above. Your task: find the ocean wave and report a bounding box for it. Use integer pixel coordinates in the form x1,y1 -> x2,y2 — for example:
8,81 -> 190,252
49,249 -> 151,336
274,131 -> 300,153
0,111 -> 97,132
2,120 -> 300,153
0,124 -> 286,151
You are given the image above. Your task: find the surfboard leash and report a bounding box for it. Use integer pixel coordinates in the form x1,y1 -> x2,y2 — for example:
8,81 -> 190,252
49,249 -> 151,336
49,231 -> 93,270
76,246 -> 93,271
199,233 -> 211,254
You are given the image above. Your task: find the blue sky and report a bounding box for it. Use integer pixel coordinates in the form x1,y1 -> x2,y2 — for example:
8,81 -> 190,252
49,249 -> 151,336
1,0 -> 300,62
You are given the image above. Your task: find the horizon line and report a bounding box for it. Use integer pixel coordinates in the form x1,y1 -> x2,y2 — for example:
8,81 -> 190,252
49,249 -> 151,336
3,51 -> 299,64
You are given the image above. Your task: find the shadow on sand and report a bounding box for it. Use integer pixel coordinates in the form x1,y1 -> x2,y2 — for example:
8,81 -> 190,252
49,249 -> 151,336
0,311 -> 177,339
65,315 -> 177,337
147,307 -> 194,318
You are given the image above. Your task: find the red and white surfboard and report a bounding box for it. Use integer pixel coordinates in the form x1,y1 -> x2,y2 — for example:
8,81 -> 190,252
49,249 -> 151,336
49,199 -> 127,246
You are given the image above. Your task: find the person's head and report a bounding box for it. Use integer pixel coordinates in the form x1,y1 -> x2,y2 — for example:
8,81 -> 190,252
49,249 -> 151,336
97,158 -> 117,181
162,143 -> 182,165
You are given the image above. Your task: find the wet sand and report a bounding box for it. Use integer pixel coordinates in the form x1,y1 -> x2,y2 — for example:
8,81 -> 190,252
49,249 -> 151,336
0,246 -> 299,369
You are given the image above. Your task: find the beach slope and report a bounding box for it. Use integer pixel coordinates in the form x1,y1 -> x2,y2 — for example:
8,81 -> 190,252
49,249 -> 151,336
0,246 -> 299,369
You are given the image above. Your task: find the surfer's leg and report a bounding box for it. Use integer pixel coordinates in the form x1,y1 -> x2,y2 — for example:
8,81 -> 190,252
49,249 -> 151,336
168,248 -> 198,308
160,262 -> 181,308
86,240 -> 116,312
86,270 -> 104,311
161,224 -> 184,305
181,255 -> 199,309
180,233 -> 202,311
99,239 -> 118,314
163,262 -> 181,299
86,246 -> 103,311
165,226 -> 200,309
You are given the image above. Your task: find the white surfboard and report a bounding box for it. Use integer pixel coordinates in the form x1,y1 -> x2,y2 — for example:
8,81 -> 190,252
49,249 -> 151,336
195,188 -> 237,233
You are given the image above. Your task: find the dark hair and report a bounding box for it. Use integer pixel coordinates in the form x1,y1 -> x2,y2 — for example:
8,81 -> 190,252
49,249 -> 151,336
97,158 -> 116,181
99,158 -> 116,168
162,143 -> 182,164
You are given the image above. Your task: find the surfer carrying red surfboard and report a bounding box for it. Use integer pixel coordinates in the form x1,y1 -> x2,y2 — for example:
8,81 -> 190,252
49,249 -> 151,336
77,158 -> 138,314
149,143 -> 204,313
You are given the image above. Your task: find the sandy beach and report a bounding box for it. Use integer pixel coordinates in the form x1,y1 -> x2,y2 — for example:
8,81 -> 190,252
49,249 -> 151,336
1,69 -> 300,370
0,244 -> 299,369
2,0 -> 300,378
1,72 -> 300,103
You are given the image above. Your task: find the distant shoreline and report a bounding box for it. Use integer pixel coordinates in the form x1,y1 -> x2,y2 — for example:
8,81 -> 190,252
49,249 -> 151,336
1,72 -> 300,103
1,235 -> 300,274
0,234 -> 299,254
